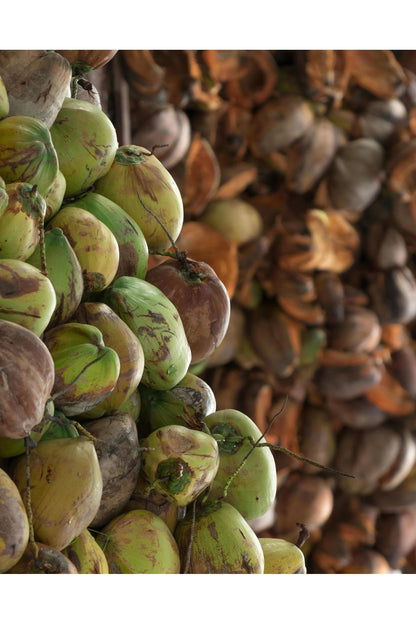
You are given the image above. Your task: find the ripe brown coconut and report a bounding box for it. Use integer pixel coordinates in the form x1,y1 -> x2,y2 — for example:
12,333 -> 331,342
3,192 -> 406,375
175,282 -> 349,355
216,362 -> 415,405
146,254 -> 230,365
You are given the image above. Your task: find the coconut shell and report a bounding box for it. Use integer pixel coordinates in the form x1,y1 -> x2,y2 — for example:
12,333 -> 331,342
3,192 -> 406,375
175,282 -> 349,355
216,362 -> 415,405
0,319 -> 55,438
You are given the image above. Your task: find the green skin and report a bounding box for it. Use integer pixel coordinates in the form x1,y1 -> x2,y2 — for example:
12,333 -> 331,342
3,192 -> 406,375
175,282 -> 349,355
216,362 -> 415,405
96,509 -> 180,574
0,258 -> 56,337
66,191 -> 149,281
48,206 -> 120,293
94,145 -> 183,252
26,228 -> 84,326
62,529 -> 109,574
44,321 -> 105,352
139,371 -> 216,436
0,115 -> 58,196
12,437 -> 103,552
174,501 -> 265,574
0,177 -> 8,219
259,537 -> 306,574
49,342 -> 120,418
44,170 -> 66,222
0,77 -> 9,119
0,183 -> 46,261
103,276 -> 191,391
140,424 -> 219,507
204,409 -> 277,521
50,97 -> 118,199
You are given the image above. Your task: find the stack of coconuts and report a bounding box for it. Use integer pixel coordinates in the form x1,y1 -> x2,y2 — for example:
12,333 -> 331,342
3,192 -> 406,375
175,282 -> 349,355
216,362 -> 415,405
0,50 -> 305,574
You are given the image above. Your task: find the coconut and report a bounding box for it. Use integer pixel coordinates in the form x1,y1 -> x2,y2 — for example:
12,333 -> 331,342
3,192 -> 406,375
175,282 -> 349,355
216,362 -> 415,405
95,144 -> 184,251
204,409 -> 277,521
12,437 -> 103,551
0,319 -> 55,438
50,97 -> 118,198
174,501 -> 264,573
85,413 -> 141,528
0,467 -> 29,573
62,529 -> 109,574
146,257 -> 231,365
140,424 -> 219,507
7,542 -> 78,574
96,509 -> 180,573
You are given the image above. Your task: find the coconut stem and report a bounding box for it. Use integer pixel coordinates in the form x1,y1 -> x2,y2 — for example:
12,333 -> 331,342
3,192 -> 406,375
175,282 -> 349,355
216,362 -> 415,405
256,442 -> 355,478
24,436 -> 39,559
217,396 -> 289,503
183,498 -> 197,574
36,198 -> 47,277
136,190 -> 189,270
296,523 -> 310,549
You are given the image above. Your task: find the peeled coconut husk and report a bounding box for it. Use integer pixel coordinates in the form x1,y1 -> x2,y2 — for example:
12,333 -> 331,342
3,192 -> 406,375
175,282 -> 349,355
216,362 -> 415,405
0,319 -> 55,438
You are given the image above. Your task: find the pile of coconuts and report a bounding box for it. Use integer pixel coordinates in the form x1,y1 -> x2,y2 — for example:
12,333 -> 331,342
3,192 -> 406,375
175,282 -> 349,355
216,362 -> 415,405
0,50 -> 308,574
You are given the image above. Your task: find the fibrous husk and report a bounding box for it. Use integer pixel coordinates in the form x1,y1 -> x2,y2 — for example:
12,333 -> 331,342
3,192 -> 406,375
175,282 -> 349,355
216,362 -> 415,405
0,319 -> 55,439
0,50 -> 72,127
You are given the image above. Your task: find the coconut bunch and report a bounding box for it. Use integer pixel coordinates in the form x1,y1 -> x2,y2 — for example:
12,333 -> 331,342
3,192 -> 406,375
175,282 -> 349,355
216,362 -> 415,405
0,50 -> 313,576
114,50 -> 416,573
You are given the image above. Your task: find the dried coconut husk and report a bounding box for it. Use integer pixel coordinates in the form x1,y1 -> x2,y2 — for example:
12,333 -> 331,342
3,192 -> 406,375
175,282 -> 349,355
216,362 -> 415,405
223,50 -> 278,109
335,423 -> 416,495
354,98 -> 408,144
375,507 -> 416,569
174,221 -> 239,298
285,118 -> 343,194
295,50 -> 352,108
327,138 -> 385,217
346,50 -> 407,100
313,349 -> 382,400
388,342 -> 416,398
249,96 -> 315,161
387,138 -> 416,197
0,50 -> 72,128
0,319 -> 55,439
274,472 -> 334,540
170,133 -> 221,218
131,104 -> 191,170
211,162 -> 258,200
364,364 -> 415,416
57,50 -> 117,71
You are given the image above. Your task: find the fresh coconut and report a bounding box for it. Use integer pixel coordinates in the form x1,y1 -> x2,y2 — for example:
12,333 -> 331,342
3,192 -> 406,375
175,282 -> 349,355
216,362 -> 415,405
204,409 -> 277,521
95,144 -> 183,251
12,436 -> 103,551
50,97 -> 118,198
96,509 -> 180,573
140,424 -> 219,507
174,501 -> 265,573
